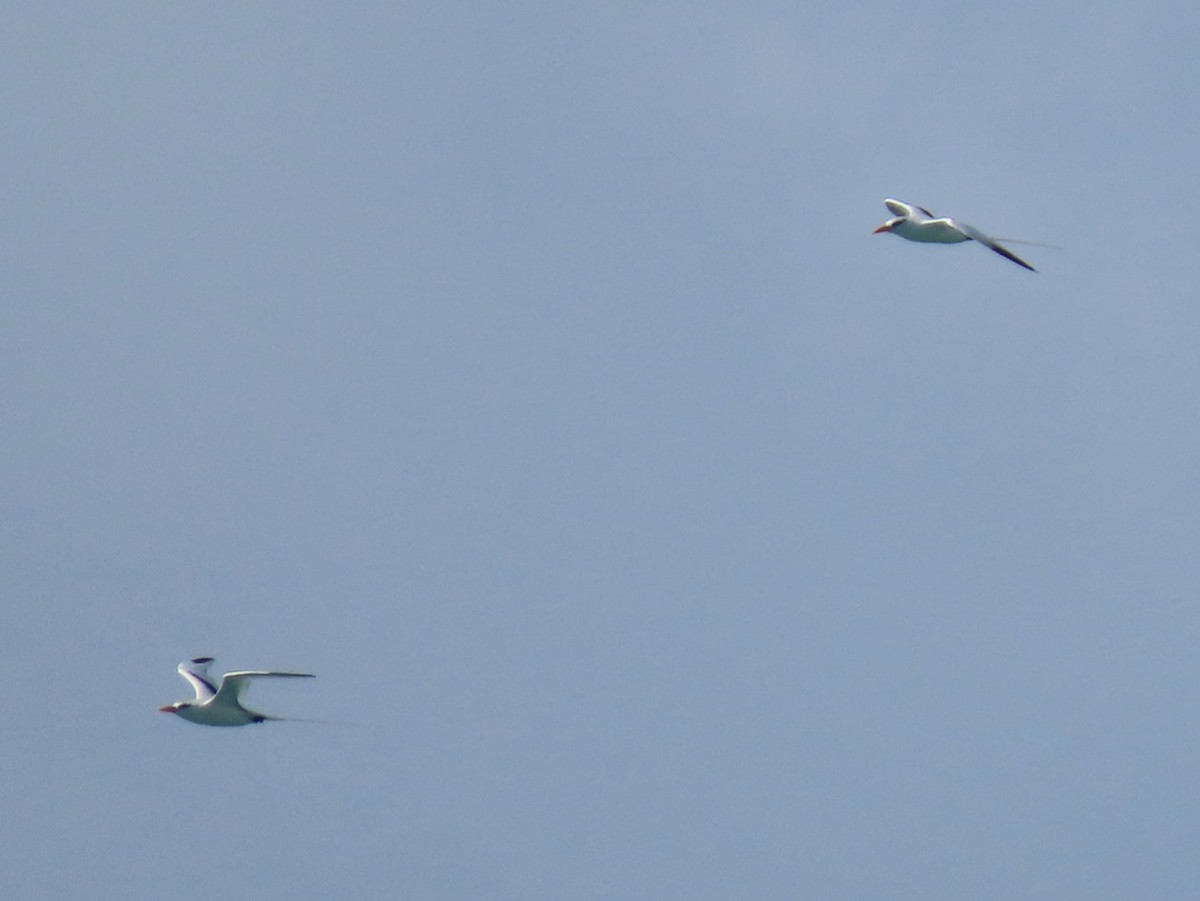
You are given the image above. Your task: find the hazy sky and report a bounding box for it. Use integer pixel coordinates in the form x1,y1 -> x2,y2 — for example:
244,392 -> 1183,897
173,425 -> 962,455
5,3 -> 1200,899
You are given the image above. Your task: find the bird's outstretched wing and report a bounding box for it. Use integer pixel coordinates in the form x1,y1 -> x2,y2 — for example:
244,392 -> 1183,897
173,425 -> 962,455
953,221 -> 1037,271
884,198 -> 937,220
211,670 -> 316,706
177,657 -> 219,702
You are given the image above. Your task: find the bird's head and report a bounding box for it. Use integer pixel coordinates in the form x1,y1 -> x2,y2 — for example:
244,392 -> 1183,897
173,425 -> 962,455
159,702 -> 187,714
873,218 -> 899,234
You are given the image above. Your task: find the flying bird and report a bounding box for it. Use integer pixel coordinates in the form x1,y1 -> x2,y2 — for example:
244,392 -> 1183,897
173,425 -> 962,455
159,656 -> 315,726
872,198 -> 1037,271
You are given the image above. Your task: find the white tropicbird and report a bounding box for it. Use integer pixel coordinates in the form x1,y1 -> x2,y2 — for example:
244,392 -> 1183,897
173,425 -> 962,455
159,657 -> 315,726
872,198 -> 1038,271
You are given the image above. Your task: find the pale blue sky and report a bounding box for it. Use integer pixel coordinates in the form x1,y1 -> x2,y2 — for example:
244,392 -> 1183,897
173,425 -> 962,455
5,3 -> 1200,899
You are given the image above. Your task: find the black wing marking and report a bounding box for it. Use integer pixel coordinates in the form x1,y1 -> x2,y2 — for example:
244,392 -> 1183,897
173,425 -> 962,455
984,241 -> 1036,272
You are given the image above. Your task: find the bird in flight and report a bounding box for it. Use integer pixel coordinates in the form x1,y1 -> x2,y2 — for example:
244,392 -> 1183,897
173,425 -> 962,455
159,657 -> 315,726
872,198 -> 1038,271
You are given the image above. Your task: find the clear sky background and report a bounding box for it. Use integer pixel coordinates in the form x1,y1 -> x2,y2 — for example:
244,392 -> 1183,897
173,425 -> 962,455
4,3 -> 1200,899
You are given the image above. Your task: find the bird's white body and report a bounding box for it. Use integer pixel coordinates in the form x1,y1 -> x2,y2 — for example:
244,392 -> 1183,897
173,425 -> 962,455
886,216 -> 971,244
159,657 -> 315,727
873,198 -> 1036,270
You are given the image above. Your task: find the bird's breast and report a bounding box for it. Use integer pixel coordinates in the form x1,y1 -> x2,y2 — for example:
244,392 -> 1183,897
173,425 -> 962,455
892,220 -> 970,244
